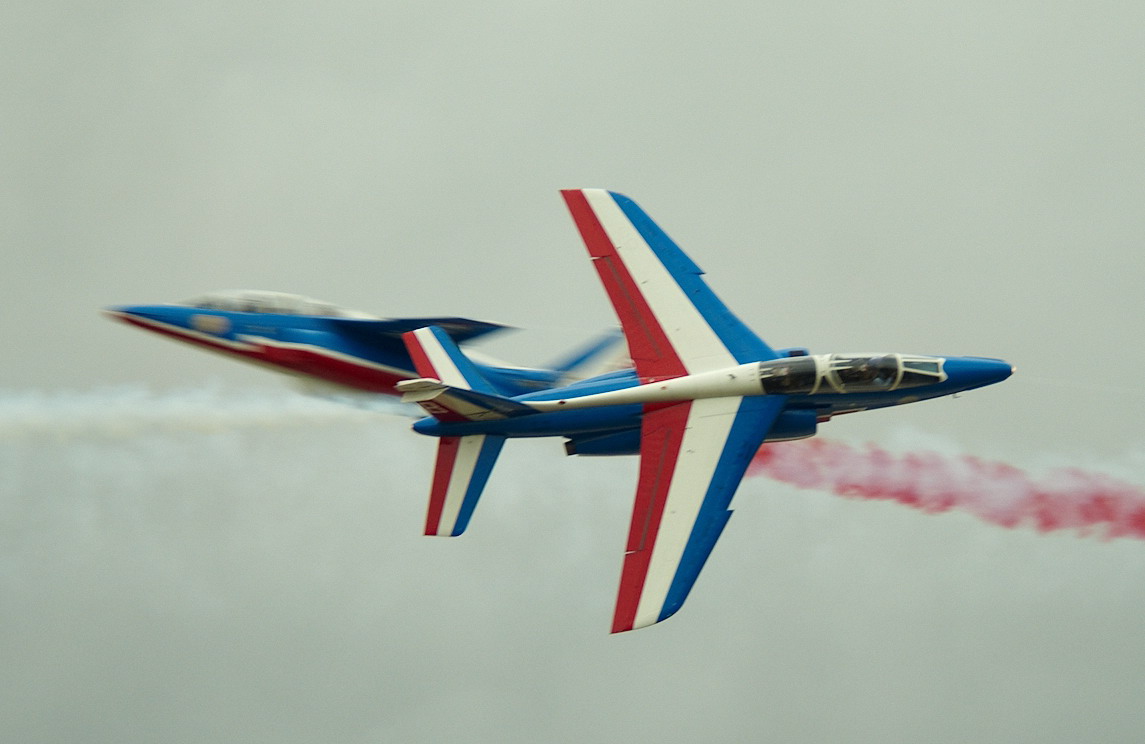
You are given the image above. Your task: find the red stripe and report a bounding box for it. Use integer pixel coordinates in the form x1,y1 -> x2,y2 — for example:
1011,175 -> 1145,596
399,331 -> 473,422
425,436 -> 461,535
402,330 -> 440,379
611,401 -> 692,632
561,190 -> 686,382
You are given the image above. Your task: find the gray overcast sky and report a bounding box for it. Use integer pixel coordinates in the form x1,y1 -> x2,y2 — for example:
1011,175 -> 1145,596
3,2 -> 1145,742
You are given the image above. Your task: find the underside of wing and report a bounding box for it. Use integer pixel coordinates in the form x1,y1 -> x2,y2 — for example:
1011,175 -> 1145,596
613,395 -> 785,633
561,189 -> 777,380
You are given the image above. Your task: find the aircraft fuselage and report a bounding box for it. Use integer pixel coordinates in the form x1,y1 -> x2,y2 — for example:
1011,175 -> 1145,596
411,352 -> 1014,450
105,295 -> 556,397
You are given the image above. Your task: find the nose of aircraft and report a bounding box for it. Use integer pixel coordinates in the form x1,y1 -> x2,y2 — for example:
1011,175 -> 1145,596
103,305 -> 189,330
942,356 -> 1014,391
103,304 -> 140,321
104,305 -> 149,323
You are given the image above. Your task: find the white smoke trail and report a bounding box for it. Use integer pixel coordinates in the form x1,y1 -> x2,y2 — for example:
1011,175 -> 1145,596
4,388 -> 1145,744
0,386 -> 384,441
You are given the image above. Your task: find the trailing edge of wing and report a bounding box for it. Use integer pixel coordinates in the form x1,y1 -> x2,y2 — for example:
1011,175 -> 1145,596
425,434 -> 505,536
561,189 -> 777,381
612,395 -> 784,633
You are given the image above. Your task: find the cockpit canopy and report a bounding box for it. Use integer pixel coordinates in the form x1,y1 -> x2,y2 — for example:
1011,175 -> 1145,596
179,290 -> 377,319
833,354 -> 899,389
758,354 -> 946,395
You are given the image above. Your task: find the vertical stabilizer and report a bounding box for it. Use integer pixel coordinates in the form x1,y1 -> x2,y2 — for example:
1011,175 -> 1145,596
403,325 -> 498,393
399,325 -> 535,422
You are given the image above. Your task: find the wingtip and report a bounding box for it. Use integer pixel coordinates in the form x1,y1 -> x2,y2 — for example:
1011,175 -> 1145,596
610,613 -> 673,634
560,188 -> 629,200
424,514 -> 470,537
610,617 -> 634,634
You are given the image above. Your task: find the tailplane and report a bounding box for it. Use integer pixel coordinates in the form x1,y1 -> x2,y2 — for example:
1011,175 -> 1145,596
424,434 -> 505,536
396,378 -> 534,422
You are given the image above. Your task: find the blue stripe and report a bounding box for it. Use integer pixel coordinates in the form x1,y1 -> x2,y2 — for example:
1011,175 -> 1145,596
657,396 -> 785,622
452,434 -> 506,535
610,192 -> 778,364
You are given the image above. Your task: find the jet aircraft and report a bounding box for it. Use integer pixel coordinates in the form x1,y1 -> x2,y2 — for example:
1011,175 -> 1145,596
106,290 -> 617,399
109,190 -> 1012,633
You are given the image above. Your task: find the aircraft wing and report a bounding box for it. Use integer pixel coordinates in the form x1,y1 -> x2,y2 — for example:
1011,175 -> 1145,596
613,395 -> 784,632
561,189 -> 779,380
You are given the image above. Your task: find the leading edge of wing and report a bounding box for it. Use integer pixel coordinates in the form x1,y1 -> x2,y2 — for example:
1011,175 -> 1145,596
560,189 -> 778,380
612,395 -> 785,633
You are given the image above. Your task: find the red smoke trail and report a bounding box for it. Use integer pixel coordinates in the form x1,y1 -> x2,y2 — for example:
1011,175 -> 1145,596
749,438 -> 1145,540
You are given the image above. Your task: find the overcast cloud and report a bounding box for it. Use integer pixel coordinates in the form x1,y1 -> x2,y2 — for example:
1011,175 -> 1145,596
3,1 -> 1145,742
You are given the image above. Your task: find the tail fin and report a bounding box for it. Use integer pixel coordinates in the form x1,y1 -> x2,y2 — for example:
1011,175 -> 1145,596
424,434 -> 505,536
399,326 -> 535,422
403,325 -> 499,393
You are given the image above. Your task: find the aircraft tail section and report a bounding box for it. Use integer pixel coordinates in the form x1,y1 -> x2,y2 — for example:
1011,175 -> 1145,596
401,326 -> 516,536
397,378 -> 534,422
424,434 -> 506,536
399,326 -> 535,422
403,325 -> 500,393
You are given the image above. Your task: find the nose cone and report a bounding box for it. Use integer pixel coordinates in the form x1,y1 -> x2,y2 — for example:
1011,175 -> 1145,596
104,304 -> 172,326
942,356 -> 1014,392
103,305 -> 208,337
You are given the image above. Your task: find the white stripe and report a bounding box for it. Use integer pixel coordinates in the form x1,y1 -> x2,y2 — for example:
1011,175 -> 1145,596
582,190 -> 737,374
413,328 -> 469,389
632,396 -> 741,628
436,435 -> 486,535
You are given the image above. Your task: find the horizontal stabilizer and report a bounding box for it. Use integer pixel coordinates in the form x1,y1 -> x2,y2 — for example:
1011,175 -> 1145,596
425,434 -> 506,536
396,378 -> 535,422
